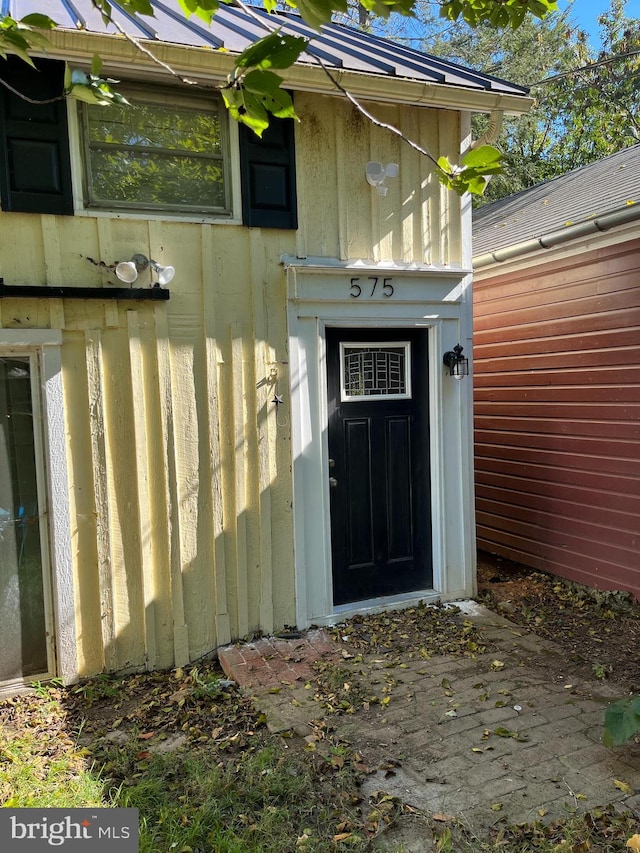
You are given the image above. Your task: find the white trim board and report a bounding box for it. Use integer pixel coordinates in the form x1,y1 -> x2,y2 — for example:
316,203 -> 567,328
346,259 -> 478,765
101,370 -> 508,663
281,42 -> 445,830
0,330 -> 77,689
286,260 -> 476,630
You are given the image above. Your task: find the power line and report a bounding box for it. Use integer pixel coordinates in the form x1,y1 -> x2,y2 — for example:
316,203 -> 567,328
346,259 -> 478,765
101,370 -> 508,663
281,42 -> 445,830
533,48 -> 640,86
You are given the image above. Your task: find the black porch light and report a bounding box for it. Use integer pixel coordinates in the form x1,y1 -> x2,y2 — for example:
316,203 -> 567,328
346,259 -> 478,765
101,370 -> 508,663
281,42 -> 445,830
443,343 -> 469,380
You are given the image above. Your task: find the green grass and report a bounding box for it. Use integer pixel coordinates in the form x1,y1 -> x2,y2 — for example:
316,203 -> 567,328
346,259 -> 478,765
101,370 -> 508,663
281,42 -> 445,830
0,673 -> 370,852
113,745 -> 346,853
1,664 -> 638,853
0,693 -> 104,808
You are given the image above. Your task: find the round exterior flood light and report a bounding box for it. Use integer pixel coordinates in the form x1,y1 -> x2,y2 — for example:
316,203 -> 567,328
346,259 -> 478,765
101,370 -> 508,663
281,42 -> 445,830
115,260 -> 139,284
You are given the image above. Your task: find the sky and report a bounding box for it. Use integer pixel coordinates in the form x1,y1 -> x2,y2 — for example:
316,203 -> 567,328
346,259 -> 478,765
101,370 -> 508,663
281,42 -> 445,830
559,0 -> 639,47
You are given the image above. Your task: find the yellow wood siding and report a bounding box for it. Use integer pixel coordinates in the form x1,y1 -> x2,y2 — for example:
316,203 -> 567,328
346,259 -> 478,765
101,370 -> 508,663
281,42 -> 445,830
0,94 -> 462,678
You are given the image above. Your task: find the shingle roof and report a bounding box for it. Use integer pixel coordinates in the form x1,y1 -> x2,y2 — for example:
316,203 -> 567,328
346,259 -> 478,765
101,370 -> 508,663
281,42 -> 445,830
472,143 -> 640,258
6,0 -> 528,95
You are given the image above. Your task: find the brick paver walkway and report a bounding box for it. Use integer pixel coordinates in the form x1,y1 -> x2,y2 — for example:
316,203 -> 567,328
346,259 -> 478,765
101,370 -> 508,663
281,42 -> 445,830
219,604 -> 640,847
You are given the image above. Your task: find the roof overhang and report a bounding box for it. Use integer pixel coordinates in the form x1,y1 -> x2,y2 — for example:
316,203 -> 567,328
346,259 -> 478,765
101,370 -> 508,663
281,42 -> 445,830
44,28 -> 534,114
473,202 -> 640,269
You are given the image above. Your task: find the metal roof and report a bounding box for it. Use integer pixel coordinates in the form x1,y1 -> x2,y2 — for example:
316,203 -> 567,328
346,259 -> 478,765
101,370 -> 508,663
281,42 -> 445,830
6,0 -> 528,95
472,143 -> 640,258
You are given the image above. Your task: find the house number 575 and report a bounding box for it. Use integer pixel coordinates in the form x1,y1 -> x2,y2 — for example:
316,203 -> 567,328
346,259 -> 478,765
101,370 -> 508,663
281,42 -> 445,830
350,276 -> 394,298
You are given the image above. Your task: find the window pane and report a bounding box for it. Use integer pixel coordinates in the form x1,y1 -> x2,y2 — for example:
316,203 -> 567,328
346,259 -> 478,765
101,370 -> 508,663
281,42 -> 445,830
0,357 -> 48,681
84,95 -> 227,211
89,148 -> 226,208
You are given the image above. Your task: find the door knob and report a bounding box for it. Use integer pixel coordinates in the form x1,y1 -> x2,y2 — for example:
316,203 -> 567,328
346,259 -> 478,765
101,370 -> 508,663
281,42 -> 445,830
329,477 -> 338,488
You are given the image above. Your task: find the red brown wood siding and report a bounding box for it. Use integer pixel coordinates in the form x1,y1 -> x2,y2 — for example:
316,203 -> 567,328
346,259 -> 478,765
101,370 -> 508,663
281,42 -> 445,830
473,237 -> 640,601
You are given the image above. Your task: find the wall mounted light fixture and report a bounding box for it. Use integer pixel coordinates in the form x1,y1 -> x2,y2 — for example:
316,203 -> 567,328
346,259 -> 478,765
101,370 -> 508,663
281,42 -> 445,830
443,344 -> 469,380
115,254 -> 175,287
366,162 -> 399,196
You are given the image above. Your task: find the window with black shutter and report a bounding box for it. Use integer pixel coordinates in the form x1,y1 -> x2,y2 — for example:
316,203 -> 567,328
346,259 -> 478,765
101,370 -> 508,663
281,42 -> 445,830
239,118 -> 297,229
0,57 -> 73,216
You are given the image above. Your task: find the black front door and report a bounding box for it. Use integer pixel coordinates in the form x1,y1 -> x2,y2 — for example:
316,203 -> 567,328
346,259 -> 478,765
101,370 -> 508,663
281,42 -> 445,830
327,328 -> 432,605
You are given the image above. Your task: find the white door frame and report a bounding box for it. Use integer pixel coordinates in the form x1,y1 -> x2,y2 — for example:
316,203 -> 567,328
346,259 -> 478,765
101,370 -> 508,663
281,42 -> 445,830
0,329 -> 77,694
285,257 -> 476,629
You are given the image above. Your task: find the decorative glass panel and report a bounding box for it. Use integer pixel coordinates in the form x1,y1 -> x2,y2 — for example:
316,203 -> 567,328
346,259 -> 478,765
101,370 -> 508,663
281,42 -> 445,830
340,342 -> 411,401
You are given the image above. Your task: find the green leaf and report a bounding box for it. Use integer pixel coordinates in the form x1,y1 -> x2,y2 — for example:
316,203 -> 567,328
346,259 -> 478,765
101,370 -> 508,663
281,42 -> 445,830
176,0 -> 219,25
462,144 -> 502,169
439,0 -> 557,28
360,0 -> 415,20
222,87 -> 269,136
242,68 -> 285,95
603,696 -> 640,747
295,0 -> 336,31
91,53 -> 103,77
466,175 -> 488,194
118,0 -> 155,18
19,13 -> 58,29
0,28 -> 36,65
91,0 -> 113,26
235,32 -> 308,70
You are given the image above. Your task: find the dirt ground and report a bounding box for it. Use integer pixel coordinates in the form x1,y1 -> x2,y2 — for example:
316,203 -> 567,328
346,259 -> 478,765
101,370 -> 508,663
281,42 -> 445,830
476,551 -> 640,693
1,551 -> 639,851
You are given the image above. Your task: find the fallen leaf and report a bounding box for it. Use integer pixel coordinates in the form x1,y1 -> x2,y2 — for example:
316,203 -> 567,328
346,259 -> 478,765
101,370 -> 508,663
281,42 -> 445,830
626,834 -> 640,851
538,808 -> 548,817
492,726 -> 528,742
138,732 -> 155,740
491,802 -> 503,811
614,779 -> 634,795
471,747 -> 484,753
490,660 -> 505,671
432,813 -> 456,822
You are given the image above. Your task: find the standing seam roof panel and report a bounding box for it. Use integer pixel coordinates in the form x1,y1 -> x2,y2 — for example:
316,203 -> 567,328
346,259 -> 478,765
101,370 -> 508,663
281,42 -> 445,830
4,0 -> 530,94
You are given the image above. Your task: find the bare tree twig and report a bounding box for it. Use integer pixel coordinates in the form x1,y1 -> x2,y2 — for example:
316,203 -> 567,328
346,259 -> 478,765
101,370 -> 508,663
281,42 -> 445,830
313,55 -> 441,169
0,74 -> 65,103
532,48 -> 640,86
90,0 -> 200,85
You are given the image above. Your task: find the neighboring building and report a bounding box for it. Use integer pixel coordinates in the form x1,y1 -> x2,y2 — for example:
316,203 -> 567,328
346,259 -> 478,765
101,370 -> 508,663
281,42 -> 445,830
473,145 -> 640,602
0,0 -> 531,693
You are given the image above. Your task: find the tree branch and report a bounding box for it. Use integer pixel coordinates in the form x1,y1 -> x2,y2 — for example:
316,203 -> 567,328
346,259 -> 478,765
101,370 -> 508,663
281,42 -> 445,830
90,0 -> 200,86
0,74 -> 65,103
312,55 -> 441,169
533,48 -> 640,86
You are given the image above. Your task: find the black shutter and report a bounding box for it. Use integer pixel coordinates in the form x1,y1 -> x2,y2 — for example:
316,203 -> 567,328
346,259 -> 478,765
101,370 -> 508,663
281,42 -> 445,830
0,57 -> 73,215
239,118 -> 297,229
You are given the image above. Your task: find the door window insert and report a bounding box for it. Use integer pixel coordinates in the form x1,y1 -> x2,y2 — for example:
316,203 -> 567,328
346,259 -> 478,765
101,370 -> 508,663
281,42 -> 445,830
339,342 -> 411,402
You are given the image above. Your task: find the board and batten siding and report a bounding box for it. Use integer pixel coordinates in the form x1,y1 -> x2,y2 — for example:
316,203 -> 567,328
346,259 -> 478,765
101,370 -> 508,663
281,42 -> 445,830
0,93 -> 462,678
473,237 -> 640,601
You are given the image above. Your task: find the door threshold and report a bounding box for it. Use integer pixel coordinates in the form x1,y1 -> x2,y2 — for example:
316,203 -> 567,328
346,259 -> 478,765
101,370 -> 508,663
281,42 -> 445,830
310,588 -> 441,627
